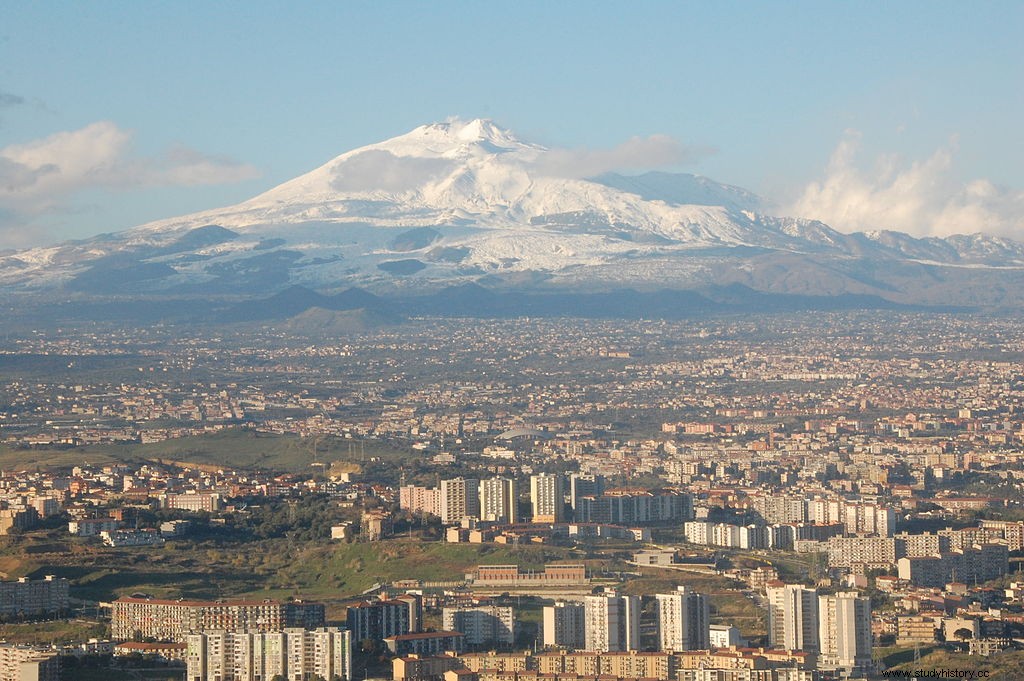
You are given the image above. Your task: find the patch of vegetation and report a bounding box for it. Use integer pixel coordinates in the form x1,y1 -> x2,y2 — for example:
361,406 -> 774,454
0,428 -> 418,475
884,646 -> 1024,678
0,446 -> 125,471
708,592 -> 766,641
0,619 -> 107,644
1,519 -> 577,622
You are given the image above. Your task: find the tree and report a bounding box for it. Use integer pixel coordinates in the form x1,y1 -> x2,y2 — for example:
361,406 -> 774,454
953,627 -> 974,648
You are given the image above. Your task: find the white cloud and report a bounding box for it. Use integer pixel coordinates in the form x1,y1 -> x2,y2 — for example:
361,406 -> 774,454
326,132 -> 711,193
789,131 -> 1024,238
331,149 -> 455,193
534,134 -> 713,179
0,121 -> 260,243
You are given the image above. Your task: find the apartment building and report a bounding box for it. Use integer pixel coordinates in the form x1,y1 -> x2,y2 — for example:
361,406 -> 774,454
400,485 -> 440,518
0,644 -> 59,681
542,601 -> 585,649
817,592 -> 872,674
897,543 -> 1009,587
439,478 -> 480,524
346,595 -> 422,644
162,492 -> 222,513
765,584 -> 819,653
654,586 -> 710,652
826,537 -> 899,569
0,576 -> 68,620
185,627 -> 350,681
112,596 -> 325,641
583,593 -> 640,653
479,477 -> 517,524
442,606 -> 515,647
530,474 -> 565,523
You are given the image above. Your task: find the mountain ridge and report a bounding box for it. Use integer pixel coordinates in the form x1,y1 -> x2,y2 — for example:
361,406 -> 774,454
2,118 -> 1024,310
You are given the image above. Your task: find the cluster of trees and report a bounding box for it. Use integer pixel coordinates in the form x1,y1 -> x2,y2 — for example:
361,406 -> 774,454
225,495 -> 356,542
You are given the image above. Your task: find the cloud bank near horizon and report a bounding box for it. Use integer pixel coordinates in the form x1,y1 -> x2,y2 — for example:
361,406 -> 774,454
789,131 -> 1024,239
0,121 -> 259,247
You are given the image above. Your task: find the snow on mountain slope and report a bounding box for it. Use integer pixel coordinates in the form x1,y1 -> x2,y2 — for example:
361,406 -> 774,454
129,118 -> 767,243
592,171 -> 764,213
3,118 -> 1024,297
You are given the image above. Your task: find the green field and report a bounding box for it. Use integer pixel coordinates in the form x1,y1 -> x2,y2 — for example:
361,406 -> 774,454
0,446 -> 126,471
880,646 -> 1024,679
1,529 -> 577,620
0,619 -> 107,644
0,428 -> 416,474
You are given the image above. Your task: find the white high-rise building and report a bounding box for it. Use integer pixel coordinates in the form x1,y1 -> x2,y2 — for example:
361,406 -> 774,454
438,478 -> 480,524
479,477 -> 517,524
766,584 -> 819,653
530,473 -> 565,523
583,592 -> 640,652
818,592 -> 872,673
186,628 -> 351,681
542,601 -> 586,649
654,586 -> 710,651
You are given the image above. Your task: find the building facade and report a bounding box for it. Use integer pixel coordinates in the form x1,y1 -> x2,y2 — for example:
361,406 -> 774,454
655,586 -> 710,652
439,478 -> 480,525
530,474 -> 565,524
346,595 -> 422,644
442,606 -> 515,647
0,643 -> 59,681
0,576 -> 68,620
583,593 -> 640,653
112,597 -> 325,641
186,627 -> 350,681
817,592 -> 872,674
765,584 -> 819,653
479,478 -> 517,524
542,601 -> 585,649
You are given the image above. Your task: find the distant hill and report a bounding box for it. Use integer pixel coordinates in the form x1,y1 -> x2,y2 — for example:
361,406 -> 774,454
276,306 -> 401,334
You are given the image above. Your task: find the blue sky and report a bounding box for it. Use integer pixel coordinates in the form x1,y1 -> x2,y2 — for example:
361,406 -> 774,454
1,2 -> 1022,247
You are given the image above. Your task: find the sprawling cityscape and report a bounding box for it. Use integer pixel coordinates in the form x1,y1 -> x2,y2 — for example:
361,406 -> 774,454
5,4 -> 1023,680
0,312 -> 1022,680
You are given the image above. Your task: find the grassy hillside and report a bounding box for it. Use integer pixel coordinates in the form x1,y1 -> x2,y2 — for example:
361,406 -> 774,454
0,446 -> 126,471
3,529 -> 576,619
881,646 -> 1024,679
0,428 -> 415,473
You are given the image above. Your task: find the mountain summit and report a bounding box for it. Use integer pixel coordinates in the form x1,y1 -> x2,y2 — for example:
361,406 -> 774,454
3,118 -> 1024,307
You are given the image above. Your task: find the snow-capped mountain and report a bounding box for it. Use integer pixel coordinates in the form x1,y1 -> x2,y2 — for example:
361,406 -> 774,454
3,118 -> 1024,308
